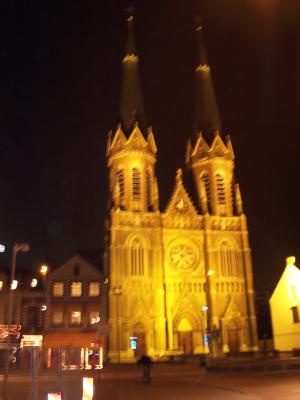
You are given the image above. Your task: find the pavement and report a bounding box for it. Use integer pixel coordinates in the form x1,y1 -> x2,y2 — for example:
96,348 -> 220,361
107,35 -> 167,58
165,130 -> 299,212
1,363 -> 300,399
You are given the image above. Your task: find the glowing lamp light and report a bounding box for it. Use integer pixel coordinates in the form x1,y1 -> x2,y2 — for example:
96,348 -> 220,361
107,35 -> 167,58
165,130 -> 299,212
0,244 -> 5,253
40,265 -> 48,277
90,316 -> 100,325
201,305 -> 208,312
41,304 -> 47,311
31,278 -> 38,288
82,377 -> 94,400
207,270 -> 214,276
11,280 -> 18,290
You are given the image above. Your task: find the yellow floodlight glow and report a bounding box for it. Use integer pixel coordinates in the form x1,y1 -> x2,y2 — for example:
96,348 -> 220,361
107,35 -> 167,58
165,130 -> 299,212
82,377 -> 94,400
285,257 -> 300,302
286,256 -> 296,267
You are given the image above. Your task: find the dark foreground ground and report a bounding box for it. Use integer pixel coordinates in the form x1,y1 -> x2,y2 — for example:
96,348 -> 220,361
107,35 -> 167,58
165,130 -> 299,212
1,363 -> 300,400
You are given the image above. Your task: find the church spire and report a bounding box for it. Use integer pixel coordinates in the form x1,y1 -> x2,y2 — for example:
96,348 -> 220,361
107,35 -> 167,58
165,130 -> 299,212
120,13 -> 147,135
194,22 -> 221,139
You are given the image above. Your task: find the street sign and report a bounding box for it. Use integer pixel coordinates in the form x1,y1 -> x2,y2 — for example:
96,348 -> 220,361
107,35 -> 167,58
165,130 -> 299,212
20,334 -> 43,348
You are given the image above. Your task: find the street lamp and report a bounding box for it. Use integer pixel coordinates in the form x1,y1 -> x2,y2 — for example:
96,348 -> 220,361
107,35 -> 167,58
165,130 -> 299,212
4,242 -> 29,400
40,264 -> 48,277
112,286 -> 122,363
8,243 -> 30,324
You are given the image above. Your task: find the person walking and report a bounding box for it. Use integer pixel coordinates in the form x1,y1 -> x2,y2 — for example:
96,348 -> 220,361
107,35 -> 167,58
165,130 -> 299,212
137,354 -> 153,383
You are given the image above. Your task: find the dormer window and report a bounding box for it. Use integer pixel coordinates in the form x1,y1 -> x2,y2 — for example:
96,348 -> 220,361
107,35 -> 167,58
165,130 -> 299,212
73,265 -> 80,276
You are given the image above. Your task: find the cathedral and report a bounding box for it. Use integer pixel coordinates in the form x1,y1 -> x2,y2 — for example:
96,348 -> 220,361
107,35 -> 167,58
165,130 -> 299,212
105,15 -> 258,363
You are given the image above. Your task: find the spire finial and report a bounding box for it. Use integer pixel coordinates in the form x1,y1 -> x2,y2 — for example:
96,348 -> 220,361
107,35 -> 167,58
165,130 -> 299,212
120,10 -> 147,134
176,168 -> 183,183
194,19 -> 221,139
126,4 -> 135,19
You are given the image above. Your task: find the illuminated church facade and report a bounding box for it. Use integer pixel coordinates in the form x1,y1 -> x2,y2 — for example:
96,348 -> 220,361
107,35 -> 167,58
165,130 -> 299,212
105,16 -> 258,362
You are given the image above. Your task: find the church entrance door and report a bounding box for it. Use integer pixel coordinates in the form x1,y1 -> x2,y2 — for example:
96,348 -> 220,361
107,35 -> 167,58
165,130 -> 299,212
227,329 -> 240,353
178,331 -> 193,354
177,317 -> 193,354
134,332 -> 146,356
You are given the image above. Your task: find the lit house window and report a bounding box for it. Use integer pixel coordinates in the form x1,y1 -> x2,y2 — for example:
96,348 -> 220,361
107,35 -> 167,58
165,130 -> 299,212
89,282 -> 100,297
52,311 -> 63,325
291,306 -> 299,323
71,282 -> 82,297
70,311 -> 81,325
89,311 -> 100,325
53,282 -> 64,297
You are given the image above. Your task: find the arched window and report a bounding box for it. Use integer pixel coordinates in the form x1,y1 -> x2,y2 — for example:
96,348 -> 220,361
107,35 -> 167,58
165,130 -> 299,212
131,238 -> 144,276
146,169 -> 153,209
216,173 -> 226,205
116,169 -> 125,205
201,172 -> 211,203
220,240 -> 237,276
132,168 -> 141,206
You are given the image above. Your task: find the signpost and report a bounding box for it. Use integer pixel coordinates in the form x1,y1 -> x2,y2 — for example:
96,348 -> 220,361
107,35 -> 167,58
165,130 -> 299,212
21,334 -> 43,400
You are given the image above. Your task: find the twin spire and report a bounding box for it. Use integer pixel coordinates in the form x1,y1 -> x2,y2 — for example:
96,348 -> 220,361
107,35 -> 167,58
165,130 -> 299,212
120,14 -> 147,135
119,16 -> 221,141
194,23 -> 221,139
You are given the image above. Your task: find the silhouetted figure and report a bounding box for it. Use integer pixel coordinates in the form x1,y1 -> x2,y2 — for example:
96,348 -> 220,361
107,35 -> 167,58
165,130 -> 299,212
137,355 -> 152,383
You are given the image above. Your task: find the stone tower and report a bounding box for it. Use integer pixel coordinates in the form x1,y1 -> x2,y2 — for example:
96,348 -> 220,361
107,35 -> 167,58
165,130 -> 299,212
106,15 -> 166,363
185,23 -> 258,354
105,18 -> 258,363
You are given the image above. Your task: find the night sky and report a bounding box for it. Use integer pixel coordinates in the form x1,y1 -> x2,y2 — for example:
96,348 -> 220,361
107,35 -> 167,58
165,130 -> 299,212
1,0 -> 300,289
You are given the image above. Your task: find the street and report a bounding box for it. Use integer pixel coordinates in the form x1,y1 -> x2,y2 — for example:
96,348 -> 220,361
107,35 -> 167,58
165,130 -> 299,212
1,363 -> 300,400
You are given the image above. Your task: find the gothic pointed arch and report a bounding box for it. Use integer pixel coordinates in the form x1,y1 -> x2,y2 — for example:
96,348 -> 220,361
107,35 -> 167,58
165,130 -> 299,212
215,171 -> 226,207
219,239 -> 237,277
126,234 -> 150,277
200,171 -> 211,208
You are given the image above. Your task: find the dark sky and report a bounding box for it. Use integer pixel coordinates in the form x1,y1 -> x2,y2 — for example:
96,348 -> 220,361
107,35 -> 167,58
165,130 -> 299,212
1,0 -> 300,289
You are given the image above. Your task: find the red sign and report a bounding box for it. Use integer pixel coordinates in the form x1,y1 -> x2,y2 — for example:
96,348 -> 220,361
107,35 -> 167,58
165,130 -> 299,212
0,325 -> 21,340
48,392 -> 62,400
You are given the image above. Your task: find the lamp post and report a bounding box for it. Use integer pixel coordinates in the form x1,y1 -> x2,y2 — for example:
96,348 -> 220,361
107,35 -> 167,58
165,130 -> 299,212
4,242 -> 30,400
200,305 -> 208,353
112,286 -> 122,363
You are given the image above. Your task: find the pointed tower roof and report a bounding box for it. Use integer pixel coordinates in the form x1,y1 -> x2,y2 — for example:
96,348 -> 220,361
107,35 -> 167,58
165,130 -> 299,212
120,14 -> 147,135
194,22 -> 221,140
